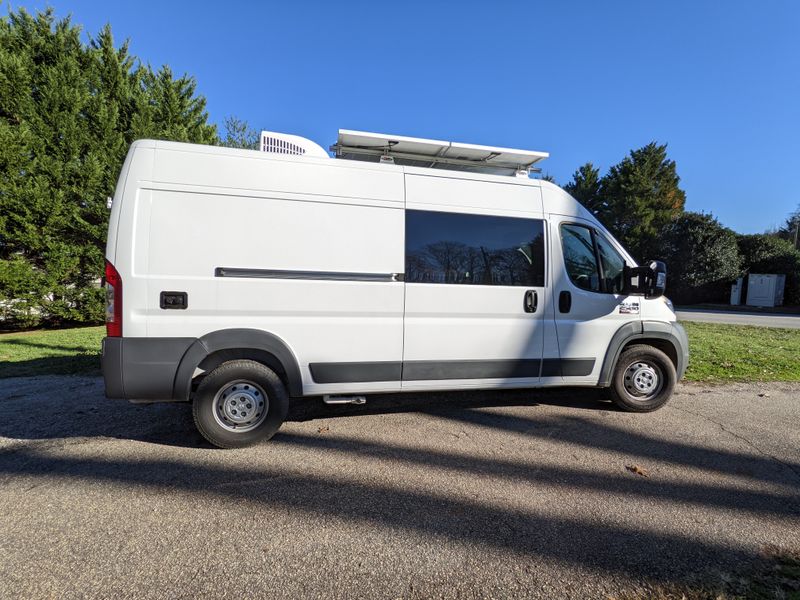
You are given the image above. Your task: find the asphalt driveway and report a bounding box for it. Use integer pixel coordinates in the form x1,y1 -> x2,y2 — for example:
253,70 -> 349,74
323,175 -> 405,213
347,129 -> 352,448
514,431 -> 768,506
1,376 -> 798,599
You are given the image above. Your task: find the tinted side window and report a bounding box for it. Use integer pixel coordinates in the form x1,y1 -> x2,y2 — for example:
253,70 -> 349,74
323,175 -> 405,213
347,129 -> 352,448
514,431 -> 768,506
405,210 -> 545,286
560,224 -> 600,292
596,234 -> 626,294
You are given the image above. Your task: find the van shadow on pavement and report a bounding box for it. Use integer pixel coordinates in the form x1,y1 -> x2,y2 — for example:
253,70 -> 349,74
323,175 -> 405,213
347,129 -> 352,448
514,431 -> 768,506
1,375 -> 799,592
1,375 -> 798,497
0,375 -> 610,448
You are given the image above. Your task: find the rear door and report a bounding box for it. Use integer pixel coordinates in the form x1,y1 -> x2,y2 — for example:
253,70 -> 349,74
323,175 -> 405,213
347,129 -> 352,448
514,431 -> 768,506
401,174 -> 547,390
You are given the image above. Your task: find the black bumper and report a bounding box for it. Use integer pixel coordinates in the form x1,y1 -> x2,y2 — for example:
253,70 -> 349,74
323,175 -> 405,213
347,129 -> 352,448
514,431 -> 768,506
102,337 -> 195,401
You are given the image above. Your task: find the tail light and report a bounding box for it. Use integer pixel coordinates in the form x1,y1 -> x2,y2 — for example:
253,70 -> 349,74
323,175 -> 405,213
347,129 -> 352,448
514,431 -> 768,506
104,260 -> 122,337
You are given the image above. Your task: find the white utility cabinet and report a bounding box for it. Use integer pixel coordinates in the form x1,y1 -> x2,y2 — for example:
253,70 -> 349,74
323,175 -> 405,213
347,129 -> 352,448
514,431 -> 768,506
746,274 -> 786,307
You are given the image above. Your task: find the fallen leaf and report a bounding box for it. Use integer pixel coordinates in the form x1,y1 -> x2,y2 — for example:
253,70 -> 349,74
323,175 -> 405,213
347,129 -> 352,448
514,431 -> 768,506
625,464 -> 650,478
317,425 -> 330,434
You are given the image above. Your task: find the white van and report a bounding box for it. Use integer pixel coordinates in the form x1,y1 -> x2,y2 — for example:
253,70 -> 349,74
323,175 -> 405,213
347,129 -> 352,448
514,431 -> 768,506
102,130 -> 688,448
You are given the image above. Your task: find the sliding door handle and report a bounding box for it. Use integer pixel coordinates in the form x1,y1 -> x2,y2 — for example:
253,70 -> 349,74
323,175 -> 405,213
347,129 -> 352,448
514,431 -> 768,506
524,290 -> 538,313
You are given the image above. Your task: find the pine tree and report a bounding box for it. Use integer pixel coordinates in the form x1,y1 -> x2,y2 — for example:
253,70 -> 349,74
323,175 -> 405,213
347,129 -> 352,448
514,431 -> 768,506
133,65 -> 217,145
776,204 -> 800,249
220,116 -> 260,150
598,142 -> 686,261
564,163 -> 603,215
0,8 -> 218,327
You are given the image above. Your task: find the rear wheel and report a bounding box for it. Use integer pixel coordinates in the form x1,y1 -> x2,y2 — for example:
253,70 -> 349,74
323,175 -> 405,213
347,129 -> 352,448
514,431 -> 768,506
192,359 -> 289,448
609,344 -> 676,412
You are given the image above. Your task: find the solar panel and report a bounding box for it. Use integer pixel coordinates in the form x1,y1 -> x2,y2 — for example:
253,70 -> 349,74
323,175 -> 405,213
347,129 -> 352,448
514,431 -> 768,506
331,130 -> 549,177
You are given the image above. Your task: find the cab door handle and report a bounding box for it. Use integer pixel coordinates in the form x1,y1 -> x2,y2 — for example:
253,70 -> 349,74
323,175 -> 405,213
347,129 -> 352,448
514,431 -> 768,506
559,291 -> 572,313
524,290 -> 538,313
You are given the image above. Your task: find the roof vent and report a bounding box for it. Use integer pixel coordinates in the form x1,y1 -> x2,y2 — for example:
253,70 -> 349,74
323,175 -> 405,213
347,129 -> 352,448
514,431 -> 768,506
259,131 -> 329,159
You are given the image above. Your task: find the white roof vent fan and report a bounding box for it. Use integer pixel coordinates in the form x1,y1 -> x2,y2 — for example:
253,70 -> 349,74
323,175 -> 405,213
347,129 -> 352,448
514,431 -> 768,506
259,131 -> 329,159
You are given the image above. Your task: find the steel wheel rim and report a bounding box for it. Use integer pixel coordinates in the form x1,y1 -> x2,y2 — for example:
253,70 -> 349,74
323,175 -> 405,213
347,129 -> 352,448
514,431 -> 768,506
623,361 -> 663,399
212,379 -> 269,433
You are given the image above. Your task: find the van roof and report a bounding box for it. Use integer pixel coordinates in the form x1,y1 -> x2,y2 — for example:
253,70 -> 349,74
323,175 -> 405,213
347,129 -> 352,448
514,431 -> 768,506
136,139 -> 550,188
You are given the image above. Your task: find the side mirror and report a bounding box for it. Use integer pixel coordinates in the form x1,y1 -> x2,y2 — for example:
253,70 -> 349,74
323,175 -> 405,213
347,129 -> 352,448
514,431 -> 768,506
623,260 -> 667,298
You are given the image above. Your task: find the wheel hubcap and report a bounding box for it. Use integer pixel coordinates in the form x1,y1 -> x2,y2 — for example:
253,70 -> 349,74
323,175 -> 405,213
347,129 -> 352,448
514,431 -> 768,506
623,361 -> 662,398
213,380 -> 269,433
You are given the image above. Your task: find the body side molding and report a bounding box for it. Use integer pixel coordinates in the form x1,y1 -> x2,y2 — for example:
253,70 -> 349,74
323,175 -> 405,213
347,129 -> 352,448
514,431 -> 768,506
308,358 -> 596,383
310,361 -> 402,384
215,267 -> 404,282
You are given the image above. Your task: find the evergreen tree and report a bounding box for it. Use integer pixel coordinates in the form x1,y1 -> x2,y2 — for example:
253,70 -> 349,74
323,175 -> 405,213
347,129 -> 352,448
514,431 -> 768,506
776,203 -> 800,249
133,65 -> 217,145
563,163 -> 602,215
220,116 -> 260,150
0,8 -> 218,327
598,142 -> 686,261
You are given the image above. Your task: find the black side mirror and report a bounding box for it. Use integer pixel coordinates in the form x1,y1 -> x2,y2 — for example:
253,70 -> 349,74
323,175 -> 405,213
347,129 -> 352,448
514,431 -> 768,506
623,260 -> 667,298
648,260 -> 667,298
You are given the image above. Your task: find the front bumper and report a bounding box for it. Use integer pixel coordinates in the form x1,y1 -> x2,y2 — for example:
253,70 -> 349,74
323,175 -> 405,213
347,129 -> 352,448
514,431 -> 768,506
672,321 -> 690,380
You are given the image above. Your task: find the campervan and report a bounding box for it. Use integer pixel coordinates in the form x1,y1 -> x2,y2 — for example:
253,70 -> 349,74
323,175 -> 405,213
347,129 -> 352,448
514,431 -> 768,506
102,130 -> 688,448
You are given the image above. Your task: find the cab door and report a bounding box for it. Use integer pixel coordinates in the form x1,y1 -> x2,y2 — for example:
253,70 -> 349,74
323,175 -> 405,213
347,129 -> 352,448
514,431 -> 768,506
401,174 -> 547,390
548,215 -> 642,384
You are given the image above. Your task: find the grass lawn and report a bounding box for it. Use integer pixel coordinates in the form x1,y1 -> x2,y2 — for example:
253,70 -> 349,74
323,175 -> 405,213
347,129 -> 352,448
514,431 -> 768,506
1,322 -> 799,382
0,325 -> 104,378
683,321 -> 800,382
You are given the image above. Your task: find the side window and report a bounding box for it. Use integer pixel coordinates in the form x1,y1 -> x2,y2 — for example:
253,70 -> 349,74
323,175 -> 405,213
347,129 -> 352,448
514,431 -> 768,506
596,234 -> 626,294
560,224 -> 600,292
405,210 -> 545,286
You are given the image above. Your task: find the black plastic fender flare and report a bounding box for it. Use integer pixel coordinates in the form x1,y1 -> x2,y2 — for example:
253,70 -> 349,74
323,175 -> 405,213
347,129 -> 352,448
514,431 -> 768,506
172,328 -> 303,399
598,320 -> 689,386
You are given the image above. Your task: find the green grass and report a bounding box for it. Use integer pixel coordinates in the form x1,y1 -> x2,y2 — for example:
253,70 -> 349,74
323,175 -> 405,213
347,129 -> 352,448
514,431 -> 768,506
1,322 -> 799,383
0,325 -> 104,378
682,321 -> 800,382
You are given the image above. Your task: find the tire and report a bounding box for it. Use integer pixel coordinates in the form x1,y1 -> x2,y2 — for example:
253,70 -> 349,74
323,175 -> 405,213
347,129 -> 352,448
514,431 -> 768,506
192,359 -> 289,448
609,344 -> 676,412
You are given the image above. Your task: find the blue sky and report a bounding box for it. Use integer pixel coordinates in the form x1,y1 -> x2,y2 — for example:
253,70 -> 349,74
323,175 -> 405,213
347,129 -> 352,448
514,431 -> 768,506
10,1 -> 800,233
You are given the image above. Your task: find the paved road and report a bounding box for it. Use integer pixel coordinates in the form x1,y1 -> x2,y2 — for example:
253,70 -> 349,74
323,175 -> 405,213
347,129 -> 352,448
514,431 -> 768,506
676,308 -> 800,329
1,376 -> 798,599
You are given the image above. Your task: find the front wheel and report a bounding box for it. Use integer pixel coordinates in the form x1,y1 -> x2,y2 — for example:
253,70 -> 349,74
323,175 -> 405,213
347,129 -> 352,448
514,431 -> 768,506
609,344 -> 676,412
192,359 -> 289,448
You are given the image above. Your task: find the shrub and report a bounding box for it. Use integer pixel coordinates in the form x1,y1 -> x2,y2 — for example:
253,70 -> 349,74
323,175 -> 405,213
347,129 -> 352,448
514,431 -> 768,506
659,212 -> 741,304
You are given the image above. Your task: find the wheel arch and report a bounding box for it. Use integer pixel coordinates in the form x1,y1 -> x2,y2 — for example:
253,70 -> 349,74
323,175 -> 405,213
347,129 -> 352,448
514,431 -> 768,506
598,320 -> 688,386
173,328 -> 303,399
